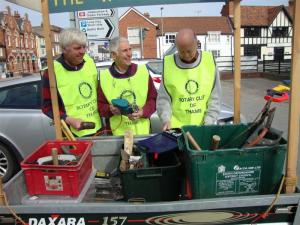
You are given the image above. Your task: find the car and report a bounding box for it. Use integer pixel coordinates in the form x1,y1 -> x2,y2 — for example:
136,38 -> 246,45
0,74 -> 244,182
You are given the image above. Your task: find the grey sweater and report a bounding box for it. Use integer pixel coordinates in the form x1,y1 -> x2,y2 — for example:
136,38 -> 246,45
156,50 -> 221,125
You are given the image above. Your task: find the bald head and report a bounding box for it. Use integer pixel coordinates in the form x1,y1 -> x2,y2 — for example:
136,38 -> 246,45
176,28 -> 198,62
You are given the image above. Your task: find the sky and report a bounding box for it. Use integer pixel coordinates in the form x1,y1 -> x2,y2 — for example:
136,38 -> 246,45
0,0 -> 289,28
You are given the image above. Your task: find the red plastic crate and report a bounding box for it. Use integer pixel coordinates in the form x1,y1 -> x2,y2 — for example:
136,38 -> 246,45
21,140 -> 93,197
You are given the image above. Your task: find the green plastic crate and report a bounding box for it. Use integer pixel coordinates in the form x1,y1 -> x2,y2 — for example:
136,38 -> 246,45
179,123 -> 287,199
121,152 -> 181,202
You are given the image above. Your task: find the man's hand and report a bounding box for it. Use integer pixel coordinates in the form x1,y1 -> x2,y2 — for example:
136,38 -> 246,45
65,117 -> 83,130
110,105 -> 121,115
128,108 -> 143,121
162,121 -> 171,131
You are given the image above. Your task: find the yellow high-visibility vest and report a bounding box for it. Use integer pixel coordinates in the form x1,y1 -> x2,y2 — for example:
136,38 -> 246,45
55,54 -> 101,137
100,65 -> 150,136
164,51 -> 215,128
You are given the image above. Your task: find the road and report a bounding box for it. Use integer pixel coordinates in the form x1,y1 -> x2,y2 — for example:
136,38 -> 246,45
221,77 -> 299,185
221,78 -> 289,138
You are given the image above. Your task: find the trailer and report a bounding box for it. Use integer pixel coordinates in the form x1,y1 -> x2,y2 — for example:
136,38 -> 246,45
0,136 -> 300,225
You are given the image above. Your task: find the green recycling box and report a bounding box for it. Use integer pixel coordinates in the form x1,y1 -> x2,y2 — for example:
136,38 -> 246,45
180,123 -> 287,199
121,151 -> 181,202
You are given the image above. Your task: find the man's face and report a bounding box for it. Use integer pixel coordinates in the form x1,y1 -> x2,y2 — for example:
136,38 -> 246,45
113,41 -> 132,68
177,39 -> 197,62
63,43 -> 86,66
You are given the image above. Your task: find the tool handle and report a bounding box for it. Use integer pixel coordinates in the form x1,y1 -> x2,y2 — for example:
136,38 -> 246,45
245,127 -> 268,148
211,135 -> 221,150
79,122 -> 95,130
186,131 -> 201,150
51,148 -> 59,165
61,119 -> 76,141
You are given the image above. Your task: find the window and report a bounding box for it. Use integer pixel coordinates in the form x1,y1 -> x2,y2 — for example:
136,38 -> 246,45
207,32 -> 220,43
54,33 -> 59,42
272,27 -> 288,38
15,37 -> 19,47
244,27 -> 261,37
244,45 -> 261,59
55,45 -> 60,54
0,82 -> 41,109
20,38 -> 23,47
41,48 -> 46,56
127,27 -> 140,45
165,34 -> 175,44
7,36 -> 11,46
131,48 -> 141,59
211,50 -> 220,58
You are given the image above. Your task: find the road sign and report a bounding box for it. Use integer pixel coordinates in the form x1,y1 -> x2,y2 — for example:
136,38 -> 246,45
48,0 -> 225,13
79,19 -> 115,39
78,9 -> 115,19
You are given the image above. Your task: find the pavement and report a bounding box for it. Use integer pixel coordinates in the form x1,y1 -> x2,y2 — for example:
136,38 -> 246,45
221,78 -> 289,138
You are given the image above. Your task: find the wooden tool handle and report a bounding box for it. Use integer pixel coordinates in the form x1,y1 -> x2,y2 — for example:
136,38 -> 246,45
0,177 -> 4,205
186,131 -> 201,150
51,148 -> 59,165
61,119 -> 76,141
211,135 -> 221,150
124,130 -> 134,155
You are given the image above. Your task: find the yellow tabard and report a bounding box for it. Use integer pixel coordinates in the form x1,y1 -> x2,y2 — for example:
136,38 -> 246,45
100,64 -> 150,136
164,51 -> 215,128
54,54 -> 101,137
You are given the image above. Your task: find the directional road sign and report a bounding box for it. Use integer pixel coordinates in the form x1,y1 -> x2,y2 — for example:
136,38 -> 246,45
79,19 -> 115,39
78,9 -> 115,19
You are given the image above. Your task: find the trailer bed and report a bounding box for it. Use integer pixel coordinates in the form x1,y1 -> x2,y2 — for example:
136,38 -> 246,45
1,137 -> 300,225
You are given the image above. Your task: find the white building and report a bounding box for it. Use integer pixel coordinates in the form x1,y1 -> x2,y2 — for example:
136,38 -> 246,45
151,16 -> 233,59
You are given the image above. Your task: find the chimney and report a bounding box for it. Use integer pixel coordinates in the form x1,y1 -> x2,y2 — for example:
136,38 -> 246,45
14,11 -> 20,19
144,12 -> 150,18
6,6 -> 11,15
221,0 -> 234,17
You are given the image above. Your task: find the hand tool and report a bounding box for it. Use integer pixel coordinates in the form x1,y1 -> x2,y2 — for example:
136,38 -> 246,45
61,119 -> 76,141
185,131 -> 201,150
211,135 -> 221,150
79,122 -> 95,130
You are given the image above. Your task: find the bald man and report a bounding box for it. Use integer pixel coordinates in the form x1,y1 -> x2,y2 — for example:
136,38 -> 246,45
157,28 -> 221,130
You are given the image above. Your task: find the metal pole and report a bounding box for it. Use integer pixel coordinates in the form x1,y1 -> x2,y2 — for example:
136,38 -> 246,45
160,7 -> 164,57
233,0 -> 241,123
141,28 -> 144,59
41,0 -> 63,140
285,0 -> 300,194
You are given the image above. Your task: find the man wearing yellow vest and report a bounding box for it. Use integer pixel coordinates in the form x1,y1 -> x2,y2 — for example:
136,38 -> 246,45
157,28 -> 221,130
98,37 -> 157,136
42,28 -> 102,137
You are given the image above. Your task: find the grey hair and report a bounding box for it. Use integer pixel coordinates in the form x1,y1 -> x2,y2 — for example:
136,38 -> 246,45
59,28 -> 87,49
109,37 -> 129,53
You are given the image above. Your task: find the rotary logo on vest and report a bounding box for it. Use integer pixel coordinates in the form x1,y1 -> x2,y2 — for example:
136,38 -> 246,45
185,79 -> 199,95
78,82 -> 92,99
120,89 -> 136,105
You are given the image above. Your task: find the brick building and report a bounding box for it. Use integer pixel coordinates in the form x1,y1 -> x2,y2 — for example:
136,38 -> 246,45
32,25 -> 62,70
0,23 -> 6,77
0,6 -> 38,75
119,8 -> 158,59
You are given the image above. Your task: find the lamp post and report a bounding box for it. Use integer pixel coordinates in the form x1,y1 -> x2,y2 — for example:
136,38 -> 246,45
140,27 -> 149,59
160,7 -> 164,57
